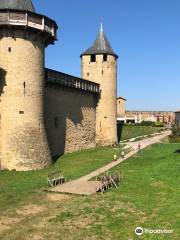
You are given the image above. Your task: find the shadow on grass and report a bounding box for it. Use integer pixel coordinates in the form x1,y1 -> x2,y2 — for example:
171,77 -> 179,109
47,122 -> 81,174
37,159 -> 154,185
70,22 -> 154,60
175,149 -> 180,154
52,154 -> 63,163
117,122 -> 124,142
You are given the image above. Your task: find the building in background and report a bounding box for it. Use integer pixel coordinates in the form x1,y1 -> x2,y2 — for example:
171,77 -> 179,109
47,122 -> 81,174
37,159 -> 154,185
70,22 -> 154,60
117,98 -> 175,124
175,111 -> 180,127
125,111 -> 175,124
117,97 -> 126,118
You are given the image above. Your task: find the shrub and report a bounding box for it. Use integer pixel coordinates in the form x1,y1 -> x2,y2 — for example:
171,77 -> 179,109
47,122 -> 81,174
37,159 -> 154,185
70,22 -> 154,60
140,121 -> 156,126
169,135 -> 180,143
172,126 -> 180,136
169,126 -> 180,143
125,121 -> 164,127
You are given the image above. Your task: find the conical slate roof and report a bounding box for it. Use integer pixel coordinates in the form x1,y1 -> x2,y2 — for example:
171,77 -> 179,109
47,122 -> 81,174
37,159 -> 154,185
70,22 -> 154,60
81,24 -> 118,58
0,0 -> 36,12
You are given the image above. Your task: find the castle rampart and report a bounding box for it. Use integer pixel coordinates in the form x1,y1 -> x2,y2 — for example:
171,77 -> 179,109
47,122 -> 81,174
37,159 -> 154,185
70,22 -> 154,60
45,69 -> 99,157
0,1 -> 119,171
0,7 -> 57,170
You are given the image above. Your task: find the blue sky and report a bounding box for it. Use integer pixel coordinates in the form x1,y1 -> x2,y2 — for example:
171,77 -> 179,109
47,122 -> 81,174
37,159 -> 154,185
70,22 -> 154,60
35,0 -> 180,111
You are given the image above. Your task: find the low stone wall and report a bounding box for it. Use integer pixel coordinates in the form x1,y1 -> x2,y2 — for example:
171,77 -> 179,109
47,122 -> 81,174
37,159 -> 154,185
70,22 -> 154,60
45,83 -> 97,158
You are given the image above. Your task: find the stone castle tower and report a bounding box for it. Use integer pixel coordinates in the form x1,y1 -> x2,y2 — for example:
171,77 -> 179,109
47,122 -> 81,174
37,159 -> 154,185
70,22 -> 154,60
81,25 -> 118,145
0,0 -> 57,170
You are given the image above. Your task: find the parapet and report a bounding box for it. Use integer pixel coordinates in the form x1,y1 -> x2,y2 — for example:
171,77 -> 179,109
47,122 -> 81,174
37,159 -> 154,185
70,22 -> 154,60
0,9 -> 57,45
45,68 -> 100,94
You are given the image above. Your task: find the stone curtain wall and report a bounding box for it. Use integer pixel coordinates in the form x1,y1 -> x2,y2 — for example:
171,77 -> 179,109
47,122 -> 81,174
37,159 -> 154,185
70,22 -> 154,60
45,83 -> 97,158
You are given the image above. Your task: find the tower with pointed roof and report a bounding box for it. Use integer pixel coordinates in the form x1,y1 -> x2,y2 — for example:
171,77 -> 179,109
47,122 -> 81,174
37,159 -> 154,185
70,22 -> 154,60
0,0 -> 57,170
81,25 -> 118,146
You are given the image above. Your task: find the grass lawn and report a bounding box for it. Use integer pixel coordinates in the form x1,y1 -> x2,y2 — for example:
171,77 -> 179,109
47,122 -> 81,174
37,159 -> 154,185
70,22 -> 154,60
118,125 -> 163,141
0,146 -> 120,213
0,143 -> 180,240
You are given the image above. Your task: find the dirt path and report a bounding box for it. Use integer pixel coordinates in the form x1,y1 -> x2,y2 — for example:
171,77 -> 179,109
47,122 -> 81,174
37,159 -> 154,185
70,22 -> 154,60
49,130 -> 171,195
79,130 -> 171,181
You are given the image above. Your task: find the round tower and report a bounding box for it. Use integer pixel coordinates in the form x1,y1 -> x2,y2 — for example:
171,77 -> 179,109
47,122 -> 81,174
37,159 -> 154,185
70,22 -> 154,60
0,0 -> 57,170
81,24 -> 118,146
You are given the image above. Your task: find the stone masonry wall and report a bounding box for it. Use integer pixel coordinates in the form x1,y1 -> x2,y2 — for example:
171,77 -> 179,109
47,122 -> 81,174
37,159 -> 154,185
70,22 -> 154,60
0,29 -> 51,170
81,55 -> 117,146
117,98 -> 126,118
45,83 -> 97,158
175,112 -> 180,127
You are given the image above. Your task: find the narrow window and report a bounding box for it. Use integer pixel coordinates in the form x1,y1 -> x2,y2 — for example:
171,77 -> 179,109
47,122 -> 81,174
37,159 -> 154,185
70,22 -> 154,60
54,117 -> 59,128
91,54 -> 96,62
87,72 -> 89,76
23,82 -> 26,96
102,70 -> 104,75
8,47 -> 11,52
19,111 -> 24,114
103,54 -> 107,62
39,123 -> 41,132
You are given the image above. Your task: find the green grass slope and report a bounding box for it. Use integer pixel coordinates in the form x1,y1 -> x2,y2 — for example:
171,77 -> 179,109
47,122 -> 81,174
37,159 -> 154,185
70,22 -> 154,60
119,125 -> 163,141
0,143 -> 179,240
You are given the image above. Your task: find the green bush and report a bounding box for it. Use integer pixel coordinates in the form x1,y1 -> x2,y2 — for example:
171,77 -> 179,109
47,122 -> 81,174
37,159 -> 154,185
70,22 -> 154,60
123,121 -> 164,127
139,121 -> 156,126
169,126 -> 180,143
169,136 -> 180,143
172,126 -> 180,136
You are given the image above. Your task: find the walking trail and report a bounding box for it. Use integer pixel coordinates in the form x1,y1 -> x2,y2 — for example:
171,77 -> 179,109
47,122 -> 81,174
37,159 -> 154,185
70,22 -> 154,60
49,130 -> 171,195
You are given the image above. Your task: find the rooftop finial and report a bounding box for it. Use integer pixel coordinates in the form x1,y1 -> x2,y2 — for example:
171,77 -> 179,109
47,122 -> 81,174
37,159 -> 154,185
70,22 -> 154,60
100,22 -> 103,32
81,19 -> 118,58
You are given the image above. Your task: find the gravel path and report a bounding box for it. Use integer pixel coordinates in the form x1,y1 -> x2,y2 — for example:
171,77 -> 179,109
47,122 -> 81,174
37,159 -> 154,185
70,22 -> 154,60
49,131 -> 171,195
79,130 -> 171,181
